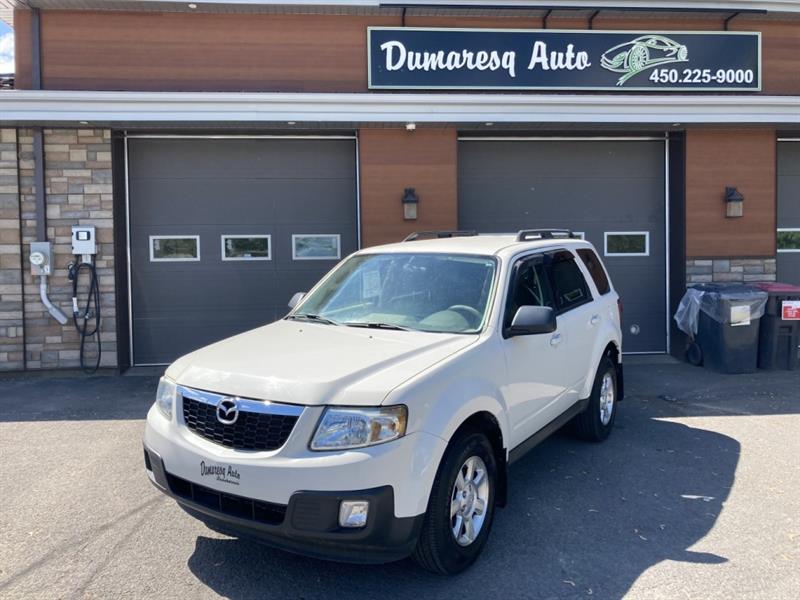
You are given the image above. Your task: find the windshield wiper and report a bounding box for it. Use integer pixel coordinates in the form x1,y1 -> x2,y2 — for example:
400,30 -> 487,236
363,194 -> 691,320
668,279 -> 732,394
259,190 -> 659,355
286,313 -> 338,326
343,322 -> 411,331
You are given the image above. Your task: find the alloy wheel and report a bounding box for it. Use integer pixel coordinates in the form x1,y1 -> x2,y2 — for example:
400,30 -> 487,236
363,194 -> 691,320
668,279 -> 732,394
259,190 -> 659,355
450,455 -> 490,547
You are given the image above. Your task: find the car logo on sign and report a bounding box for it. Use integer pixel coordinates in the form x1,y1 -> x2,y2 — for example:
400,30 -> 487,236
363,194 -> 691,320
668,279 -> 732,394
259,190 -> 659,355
600,35 -> 689,86
216,398 -> 239,425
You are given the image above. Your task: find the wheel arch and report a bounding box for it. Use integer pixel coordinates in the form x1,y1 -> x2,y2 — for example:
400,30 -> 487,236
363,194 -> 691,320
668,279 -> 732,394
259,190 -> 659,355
604,340 -> 624,399
448,411 -> 508,508
579,338 -> 623,401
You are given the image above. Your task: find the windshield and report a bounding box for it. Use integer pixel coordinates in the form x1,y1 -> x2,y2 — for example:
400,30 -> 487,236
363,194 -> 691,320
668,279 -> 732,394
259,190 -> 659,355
294,253 -> 497,333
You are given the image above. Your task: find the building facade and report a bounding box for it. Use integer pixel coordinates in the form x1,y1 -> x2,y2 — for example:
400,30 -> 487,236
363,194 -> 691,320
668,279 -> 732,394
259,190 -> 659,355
0,0 -> 798,370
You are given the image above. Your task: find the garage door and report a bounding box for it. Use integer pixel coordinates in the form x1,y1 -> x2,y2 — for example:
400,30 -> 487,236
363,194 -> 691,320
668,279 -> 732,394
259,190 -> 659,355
458,139 -> 666,353
128,137 -> 358,365
777,141 -> 800,285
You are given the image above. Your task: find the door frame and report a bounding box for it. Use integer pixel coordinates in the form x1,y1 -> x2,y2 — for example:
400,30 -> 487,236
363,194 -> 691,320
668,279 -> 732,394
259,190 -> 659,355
456,135 -> 671,353
121,132 -> 360,367
777,137 -> 800,283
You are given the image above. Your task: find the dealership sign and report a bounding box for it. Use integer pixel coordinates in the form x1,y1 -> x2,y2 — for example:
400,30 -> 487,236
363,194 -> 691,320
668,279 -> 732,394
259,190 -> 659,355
368,28 -> 761,91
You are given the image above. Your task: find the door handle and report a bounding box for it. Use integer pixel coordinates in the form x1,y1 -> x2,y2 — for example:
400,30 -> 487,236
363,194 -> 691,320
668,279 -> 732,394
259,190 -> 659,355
550,333 -> 562,347
590,314 -> 601,326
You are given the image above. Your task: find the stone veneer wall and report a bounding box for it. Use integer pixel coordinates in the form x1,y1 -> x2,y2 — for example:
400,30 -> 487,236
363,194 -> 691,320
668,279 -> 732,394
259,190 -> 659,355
11,128 -> 117,370
686,258 -> 777,285
0,129 -> 25,371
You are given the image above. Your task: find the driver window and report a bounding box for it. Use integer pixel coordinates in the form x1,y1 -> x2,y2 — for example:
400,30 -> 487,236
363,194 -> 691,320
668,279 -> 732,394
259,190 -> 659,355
504,256 -> 554,329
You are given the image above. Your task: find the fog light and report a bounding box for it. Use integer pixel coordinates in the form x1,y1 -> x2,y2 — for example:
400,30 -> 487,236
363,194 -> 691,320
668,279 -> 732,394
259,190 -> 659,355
339,500 -> 369,528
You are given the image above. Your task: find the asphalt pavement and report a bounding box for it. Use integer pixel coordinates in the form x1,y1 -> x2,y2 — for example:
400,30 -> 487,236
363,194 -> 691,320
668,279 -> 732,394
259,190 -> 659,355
0,358 -> 798,599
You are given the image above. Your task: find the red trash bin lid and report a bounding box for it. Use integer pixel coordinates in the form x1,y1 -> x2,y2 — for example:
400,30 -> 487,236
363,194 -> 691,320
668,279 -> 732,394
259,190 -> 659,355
750,281 -> 800,293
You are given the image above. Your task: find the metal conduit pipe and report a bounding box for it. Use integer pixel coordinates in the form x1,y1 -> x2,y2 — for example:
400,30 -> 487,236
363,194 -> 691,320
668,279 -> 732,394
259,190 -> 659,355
39,276 -> 68,325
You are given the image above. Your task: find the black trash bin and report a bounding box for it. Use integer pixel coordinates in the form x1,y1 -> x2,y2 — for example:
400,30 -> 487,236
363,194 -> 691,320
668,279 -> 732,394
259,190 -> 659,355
751,282 -> 800,371
678,284 -> 768,374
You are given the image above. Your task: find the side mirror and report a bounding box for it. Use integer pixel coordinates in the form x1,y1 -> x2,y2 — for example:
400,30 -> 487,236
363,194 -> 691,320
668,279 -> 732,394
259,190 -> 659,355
288,292 -> 305,309
505,306 -> 557,338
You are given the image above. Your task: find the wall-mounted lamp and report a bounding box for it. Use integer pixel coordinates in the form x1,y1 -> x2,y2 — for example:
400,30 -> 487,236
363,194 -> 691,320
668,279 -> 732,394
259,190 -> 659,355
402,187 -> 419,221
725,186 -> 744,218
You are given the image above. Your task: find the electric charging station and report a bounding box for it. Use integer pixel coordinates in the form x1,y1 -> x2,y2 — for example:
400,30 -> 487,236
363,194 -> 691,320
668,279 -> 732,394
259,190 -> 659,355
68,225 -> 102,373
28,225 -> 103,373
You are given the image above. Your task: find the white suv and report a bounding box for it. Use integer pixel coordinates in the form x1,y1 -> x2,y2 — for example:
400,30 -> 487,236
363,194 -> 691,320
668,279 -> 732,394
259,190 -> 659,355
143,229 -> 623,574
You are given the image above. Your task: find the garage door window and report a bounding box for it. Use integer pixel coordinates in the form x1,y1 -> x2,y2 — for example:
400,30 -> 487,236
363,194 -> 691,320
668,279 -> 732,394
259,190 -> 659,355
604,232 -> 649,257
149,236 -> 200,262
777,229 -> 800,252
292,234 -> 341,260
221,235 -> 271,261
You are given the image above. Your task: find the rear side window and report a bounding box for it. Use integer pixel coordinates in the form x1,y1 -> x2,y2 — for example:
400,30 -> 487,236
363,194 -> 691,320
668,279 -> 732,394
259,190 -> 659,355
577,248 -> 611,295
547,251 -> 591,312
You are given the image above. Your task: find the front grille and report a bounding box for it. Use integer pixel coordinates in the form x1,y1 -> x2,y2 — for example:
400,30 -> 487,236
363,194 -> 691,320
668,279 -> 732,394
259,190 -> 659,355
182,395 -> 298,452
167,472 -> 286,526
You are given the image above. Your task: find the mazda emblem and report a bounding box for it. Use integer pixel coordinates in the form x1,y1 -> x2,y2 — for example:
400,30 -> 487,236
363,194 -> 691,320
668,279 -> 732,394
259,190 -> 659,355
216,398 -> 239,425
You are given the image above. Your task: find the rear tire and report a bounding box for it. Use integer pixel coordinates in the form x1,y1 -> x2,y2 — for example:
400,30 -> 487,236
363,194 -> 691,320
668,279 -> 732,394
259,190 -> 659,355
628,43 -> 649,71
412,432 -> 497,575
574,356 -> 618,442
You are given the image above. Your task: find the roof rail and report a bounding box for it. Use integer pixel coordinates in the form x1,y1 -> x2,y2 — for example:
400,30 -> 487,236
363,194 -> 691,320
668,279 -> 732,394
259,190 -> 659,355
403,230 -> 479,242
516,229 -> 575,241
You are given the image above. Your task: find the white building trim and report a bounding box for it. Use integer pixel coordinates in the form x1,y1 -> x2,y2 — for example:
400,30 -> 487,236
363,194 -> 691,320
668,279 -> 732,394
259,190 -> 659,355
0,90 -> 798,125
381,0 -> 800,11
4,1 -> 799,12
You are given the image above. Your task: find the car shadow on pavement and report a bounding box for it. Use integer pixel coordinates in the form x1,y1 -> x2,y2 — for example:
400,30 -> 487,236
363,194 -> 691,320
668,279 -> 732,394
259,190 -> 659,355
186,413 -> 739,600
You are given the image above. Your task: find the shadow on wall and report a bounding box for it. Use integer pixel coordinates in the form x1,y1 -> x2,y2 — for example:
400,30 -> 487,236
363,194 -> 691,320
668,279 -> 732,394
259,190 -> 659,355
185,416 -> 738,600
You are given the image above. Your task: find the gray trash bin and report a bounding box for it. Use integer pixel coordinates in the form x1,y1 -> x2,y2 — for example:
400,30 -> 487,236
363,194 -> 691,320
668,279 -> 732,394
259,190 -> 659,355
674,284 -> 768,374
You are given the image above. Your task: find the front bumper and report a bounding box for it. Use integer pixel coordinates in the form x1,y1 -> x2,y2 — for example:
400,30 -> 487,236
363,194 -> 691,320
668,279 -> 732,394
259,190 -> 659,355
144,403 -> 447,518
144,445 -> 424,563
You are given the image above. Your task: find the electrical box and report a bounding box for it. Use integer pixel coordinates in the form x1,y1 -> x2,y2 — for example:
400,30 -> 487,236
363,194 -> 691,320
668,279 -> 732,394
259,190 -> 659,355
72,225 -> 97,256
30,241 -> 53,276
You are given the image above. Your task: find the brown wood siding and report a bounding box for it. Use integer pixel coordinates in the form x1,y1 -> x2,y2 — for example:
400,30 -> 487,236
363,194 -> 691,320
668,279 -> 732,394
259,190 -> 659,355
733,18 -> 800,95
545,16 -> 595,30
594,15 -> 725,31
11,9 -> 798,95
359,129 -> 458,248
37,11 -> 399,92
406,16 -> 544,29
685,129 -> 776,258
13,9 -> 33,90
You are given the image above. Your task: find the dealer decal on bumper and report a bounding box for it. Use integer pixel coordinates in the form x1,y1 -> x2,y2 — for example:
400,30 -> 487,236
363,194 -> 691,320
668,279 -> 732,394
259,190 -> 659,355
200,461 -> 240,486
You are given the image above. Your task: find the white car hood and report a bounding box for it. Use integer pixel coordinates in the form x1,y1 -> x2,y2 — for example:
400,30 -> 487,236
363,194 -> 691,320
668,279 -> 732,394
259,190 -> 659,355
166,319 -> 477,406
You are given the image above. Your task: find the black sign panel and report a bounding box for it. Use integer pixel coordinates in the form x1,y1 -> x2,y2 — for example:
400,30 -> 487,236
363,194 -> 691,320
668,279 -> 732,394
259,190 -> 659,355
368,28 -> 761,91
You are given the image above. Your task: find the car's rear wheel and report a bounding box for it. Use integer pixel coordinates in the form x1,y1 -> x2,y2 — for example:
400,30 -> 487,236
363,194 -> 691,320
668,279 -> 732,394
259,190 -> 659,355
574,355 -> 618,442
412,431 -> 497,575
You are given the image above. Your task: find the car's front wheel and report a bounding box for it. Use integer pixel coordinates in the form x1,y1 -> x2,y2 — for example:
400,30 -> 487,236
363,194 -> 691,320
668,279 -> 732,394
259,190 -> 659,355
412,431 -> 497,575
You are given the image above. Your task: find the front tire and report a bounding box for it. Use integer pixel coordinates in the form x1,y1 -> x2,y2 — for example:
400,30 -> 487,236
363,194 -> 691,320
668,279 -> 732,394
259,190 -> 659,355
574,356 -> 618,442
412,432 -> 497,575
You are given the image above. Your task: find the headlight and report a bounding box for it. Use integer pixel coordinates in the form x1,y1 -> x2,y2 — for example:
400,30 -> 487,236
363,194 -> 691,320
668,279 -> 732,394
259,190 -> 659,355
155,376 -> 177,420
310,405 -> 408,451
